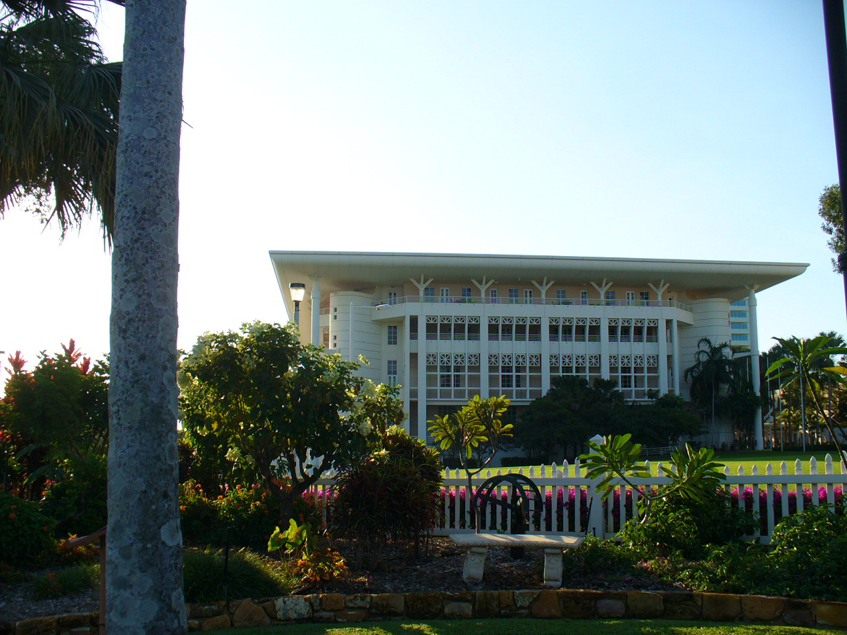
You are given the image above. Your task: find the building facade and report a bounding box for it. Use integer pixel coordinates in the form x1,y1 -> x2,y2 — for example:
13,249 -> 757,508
270,252 -> 807,448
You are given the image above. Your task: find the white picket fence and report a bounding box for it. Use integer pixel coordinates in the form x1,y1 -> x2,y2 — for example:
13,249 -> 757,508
306,455 -> 847,545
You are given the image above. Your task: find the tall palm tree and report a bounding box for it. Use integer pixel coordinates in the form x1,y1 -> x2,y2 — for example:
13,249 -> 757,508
106,1 -> 186,632
0,0 -> 123,239
767,335 -> 847,468
683,338 -> 736,441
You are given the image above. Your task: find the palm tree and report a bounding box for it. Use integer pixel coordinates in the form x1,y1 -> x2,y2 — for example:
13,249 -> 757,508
766,335 -> 847,468
0,0 -> 123,239
106,1 -> 186,633
683,338 -> 736,441
3,2 -> 187,630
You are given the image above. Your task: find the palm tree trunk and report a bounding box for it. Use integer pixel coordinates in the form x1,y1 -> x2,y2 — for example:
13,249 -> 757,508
107,2 -> 187,633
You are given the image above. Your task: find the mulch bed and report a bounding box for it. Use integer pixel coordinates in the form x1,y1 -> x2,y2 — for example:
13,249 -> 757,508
0,536 -> 680,624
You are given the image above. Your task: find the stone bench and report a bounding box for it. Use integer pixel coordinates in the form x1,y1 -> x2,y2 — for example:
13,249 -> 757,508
449,533 -> 584,588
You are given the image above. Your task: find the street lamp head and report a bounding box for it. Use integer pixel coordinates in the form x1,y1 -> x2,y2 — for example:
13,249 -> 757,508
289,283 -> 306,303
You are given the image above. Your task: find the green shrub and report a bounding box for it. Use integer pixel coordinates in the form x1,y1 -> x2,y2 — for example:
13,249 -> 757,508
40,456 -> 107,537
183,482 -> 281,550
562,536 -> 643,581
0,492 -> 56,566
32,563 -> 99,599
182,547 -> 292,603
332,426 -> 442,563
619,489 -> 758,560
763,504 -> 847,601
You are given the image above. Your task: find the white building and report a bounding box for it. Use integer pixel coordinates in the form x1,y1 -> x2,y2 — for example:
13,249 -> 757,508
270,251 -> 807,448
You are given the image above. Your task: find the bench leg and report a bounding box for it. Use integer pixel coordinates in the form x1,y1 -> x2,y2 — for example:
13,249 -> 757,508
463,547 -> 488,583
543,549 -> 563,588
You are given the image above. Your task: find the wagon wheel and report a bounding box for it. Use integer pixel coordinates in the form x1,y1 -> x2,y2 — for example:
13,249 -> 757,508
473,473 -> 544,536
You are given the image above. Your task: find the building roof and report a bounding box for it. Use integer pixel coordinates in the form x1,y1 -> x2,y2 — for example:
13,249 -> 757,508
270,250 -> 808,312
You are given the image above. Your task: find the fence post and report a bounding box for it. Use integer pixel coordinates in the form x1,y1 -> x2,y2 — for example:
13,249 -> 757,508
586,479 -> 604,538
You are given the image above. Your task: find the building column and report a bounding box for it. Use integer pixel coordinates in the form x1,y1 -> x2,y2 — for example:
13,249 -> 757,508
657,317 -> 669,394
600,316 -> 610,380
541,316 -> 551,394
480,309 -> 490,398
417,306 -> 427,442
310,279 -> 321,347
748,286 -> 764,450
403,313 -> 412,434
671,318 -> 680,395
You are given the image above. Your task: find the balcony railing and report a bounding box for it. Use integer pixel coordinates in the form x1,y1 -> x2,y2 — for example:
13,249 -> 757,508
375,295 -> 691,312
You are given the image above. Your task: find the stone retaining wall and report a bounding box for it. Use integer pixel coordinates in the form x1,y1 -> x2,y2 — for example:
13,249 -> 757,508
5,590 -> 847,633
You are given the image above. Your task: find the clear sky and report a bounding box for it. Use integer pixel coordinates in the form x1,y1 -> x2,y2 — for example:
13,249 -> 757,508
1,1 -> 845,376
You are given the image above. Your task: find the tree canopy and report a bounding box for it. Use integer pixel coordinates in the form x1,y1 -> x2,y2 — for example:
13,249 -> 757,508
512,376 -> 703,462
179,321 -> 400,522
818,184 -> 843,273
0,0 -> 123,239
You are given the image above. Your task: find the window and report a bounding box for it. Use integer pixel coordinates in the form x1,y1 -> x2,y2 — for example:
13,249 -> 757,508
501,366 -> 514,388
332,307 -> 338,320
462,287 -> 472,300
580,290 -> 588,304
440,288 -> 450,301
524,289 -> 533,304
731,300 -> 748,307
387,325 -> 398,345
620,375 -> 633,389
605,290 -> 616,304
490,289 -> 499,303
732,334 -> 750,342
387,360 -> 397,379
730,311 -> 747,319
640,291 -> 649,303
556,289 -> 567,304
731,323 -> 747,330
388,291 -> 398,305
423,287 -> 435,302
626,291 -> 635,305
509,289 -> 519,303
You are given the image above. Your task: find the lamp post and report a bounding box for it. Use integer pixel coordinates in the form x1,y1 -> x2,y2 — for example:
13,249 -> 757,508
289,283 -> 306,327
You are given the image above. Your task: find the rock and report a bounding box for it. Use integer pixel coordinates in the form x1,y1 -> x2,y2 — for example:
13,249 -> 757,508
701,593 -> 741,621
531,591 -> 562,618
346,594 -> 371,609
513,590 -> 539,608
320,594 -> 346,611
405,592 -> 442,618
498,590 -> 515,609
475,591 -> 500,617
371,594 -> 404,616
275,596 -> 313,621
232,599 -> 270,628
816,601 -> 847,628
12,616 -> 57,635
560,590 -> 601,618
627,592 -> 663,618
741,595 -> 784,622
661,592 -> 701,620
200,614 -> 230,631
444,602 -> 473,618
57,613 -> 93,629
335,609 -> 368,622
597,599 -> 625,617
260,600 -> 277,620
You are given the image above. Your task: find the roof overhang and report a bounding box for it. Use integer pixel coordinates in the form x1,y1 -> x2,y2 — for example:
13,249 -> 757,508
270,250 -> 808,313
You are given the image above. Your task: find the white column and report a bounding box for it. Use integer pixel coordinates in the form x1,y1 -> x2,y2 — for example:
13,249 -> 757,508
541,316 -> 551,394
417,307 -> 427,441
403,313 -> 412,434
658,317 -> 669,394
672,318 -> 680,395
310,279 -> 321,347
600,316 -> 610,380
748,286 -> 764,450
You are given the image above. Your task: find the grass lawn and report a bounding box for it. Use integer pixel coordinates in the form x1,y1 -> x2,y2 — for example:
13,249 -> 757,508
445,449 -> 845,479
205,619 -> 825,635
